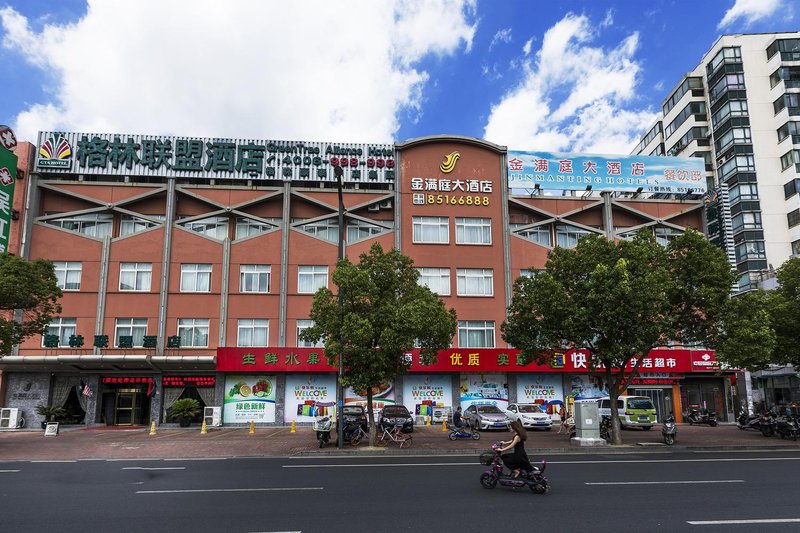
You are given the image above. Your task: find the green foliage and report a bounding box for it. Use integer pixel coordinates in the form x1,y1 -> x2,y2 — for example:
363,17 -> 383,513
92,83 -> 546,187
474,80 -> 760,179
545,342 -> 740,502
300,243 -> 457,441
772,258 -> 800,367
35,403 -> 67,422
170,398 -> 201,421
502,229 -> 735,444
0,254 -> 63,357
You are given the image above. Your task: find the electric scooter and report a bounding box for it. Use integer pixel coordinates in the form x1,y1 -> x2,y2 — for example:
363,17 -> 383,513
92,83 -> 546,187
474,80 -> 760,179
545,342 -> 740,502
662,415 -> 677,445
448,423 -> 481,441
479,443 -> 549,494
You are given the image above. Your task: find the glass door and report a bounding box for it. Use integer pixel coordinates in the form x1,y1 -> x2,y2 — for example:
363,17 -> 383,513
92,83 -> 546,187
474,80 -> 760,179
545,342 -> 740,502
115,391 -> 136,425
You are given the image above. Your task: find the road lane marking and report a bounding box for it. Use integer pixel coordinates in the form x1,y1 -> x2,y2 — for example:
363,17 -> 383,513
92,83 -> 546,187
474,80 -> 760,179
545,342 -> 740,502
687,518 -> 800,525
122,466 -> 186,470
30,460 -> 77,463
163,457 -> 227,461
586,480 -> 744,485
136,487 -> 322,494
0,470 -> 20,473
284,462 -> 474,468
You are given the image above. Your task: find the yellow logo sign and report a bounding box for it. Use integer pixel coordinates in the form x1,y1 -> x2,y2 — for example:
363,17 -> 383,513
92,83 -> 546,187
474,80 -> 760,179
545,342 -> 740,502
439,151 -> 460,173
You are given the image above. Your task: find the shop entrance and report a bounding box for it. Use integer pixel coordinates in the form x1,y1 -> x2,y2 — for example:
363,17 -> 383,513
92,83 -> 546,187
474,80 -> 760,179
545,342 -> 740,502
630,388 -> 672,422
100,377 -> 153,426
115,390 -> 138,425
681,378 -> 727,422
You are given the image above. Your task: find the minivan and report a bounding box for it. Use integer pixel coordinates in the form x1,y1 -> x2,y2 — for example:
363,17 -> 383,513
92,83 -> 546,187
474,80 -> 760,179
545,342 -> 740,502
597,395 -> 657,429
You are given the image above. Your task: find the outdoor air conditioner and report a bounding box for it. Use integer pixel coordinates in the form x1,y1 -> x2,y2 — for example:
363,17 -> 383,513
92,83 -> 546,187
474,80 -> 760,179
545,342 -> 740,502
0,408 -> 21,429
204,406 -> 222,427
367,204 -> 380,212
379,200 -> 393,209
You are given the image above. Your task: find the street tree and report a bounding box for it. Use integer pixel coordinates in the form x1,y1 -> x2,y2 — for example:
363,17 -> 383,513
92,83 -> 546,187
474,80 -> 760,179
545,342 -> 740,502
502,229 -> 735,444
300,243 -> 457,445
0,254 -> 62,357
770,258 -> 800,367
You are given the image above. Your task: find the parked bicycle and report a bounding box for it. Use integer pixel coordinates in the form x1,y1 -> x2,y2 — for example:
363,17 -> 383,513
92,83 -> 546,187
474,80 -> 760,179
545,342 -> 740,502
376,423 -> 413,448
343,423 -> 370,446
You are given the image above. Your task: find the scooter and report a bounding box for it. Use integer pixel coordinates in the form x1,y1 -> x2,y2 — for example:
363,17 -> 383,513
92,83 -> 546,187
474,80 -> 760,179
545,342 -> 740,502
448,423 -> 481,441
759,410 -> 777,437
662,415 -> 677,445
737,411 -> 761,431
479,443 -> 549,494
687,407 -> 717,426
313,415 -> 335,448
775,415 -> 799,441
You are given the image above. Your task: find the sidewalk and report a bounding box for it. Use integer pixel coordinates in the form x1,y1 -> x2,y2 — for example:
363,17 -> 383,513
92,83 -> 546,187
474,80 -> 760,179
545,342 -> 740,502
1,423 -> 799,461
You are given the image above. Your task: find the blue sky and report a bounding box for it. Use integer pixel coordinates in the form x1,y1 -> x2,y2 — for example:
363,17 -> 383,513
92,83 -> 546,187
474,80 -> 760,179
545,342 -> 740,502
0,0 -> 794,153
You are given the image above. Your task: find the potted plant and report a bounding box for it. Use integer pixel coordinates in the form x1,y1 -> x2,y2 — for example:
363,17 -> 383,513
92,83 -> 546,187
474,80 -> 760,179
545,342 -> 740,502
35,403 -> 67,428
170,398 -> 201,427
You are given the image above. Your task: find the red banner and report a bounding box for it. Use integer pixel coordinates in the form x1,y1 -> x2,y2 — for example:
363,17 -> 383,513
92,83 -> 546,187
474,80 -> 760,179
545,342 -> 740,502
216,347 -> 719,374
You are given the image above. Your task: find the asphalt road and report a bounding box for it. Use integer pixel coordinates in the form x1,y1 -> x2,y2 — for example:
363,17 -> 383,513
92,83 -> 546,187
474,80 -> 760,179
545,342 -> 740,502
3,450 -> 800,532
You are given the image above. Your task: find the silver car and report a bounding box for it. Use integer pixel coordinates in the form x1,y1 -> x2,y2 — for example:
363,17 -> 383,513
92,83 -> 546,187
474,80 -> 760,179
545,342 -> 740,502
505,403 -> 552,430
464,404 -> 511,431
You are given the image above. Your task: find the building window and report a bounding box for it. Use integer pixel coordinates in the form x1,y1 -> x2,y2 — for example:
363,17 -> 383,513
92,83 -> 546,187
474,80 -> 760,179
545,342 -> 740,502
347,219 -> 389,242
706,46 -> 741,77
237,319 -> 269,347
412,216 -> 449,244
53,261 -> 81,291
730,183 -> 759,203
714,127 -> 751,153
456,268 -> 493,296
519,269 -> 542,279
240,265 -> 270,293
417,267 -> 451,296
780,150 -> 800,172
45,213 -> 112,237
458,320 -> 495,348
708,73 -> 745,104
298,266 -> 328,293
511,224 -> 551,246
181,216 -> 229,240
119,262 -> 152,291
711,100 -> 748,128
784,179 -> 800,200
235,217 -> 280,239
114,318 -> 147,347
178,318 -> 209,347
180,264 -> 212,292
789,209 -> 800,229
731,212 -> 762,231
664,101 -> 706,139
555,224 -> 593,249
297,319 -> 324,348
299,219 -> 339,242
654,227 -> 683,247
120,214 -> 164,236
455,217 -> 491,245
42,318 -> 77,347
774,93 -> 800,115
717,155 -> 755,179
792,239 -> 800,256
735,241 -> 767,263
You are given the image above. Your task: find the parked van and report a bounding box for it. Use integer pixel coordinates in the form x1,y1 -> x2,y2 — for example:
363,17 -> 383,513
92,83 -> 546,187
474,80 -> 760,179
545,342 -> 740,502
597,395 -> 657,429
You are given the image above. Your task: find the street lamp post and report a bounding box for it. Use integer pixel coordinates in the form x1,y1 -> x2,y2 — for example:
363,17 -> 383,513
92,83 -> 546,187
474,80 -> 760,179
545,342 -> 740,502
334,165 -> 345,449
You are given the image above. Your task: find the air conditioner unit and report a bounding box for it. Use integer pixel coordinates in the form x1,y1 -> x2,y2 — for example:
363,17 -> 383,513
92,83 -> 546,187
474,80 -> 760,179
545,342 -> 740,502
379,200 -> 393,209
367,204 -> 380,212
204,406 -> 222,427
0,408 -> 22,429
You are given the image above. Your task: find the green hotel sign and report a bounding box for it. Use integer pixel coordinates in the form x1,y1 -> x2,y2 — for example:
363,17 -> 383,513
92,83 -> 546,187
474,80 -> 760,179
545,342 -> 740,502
0,145 -> 18,253
35,131 -> 396,184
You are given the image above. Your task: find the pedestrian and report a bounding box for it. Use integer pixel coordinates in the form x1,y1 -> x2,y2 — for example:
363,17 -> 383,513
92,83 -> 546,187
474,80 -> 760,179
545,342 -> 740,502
557,405 -> 568,434
498,420 -> 533,478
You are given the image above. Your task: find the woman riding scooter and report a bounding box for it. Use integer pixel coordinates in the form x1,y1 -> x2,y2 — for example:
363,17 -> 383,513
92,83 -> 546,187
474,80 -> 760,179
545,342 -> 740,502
498,420 -> 533,478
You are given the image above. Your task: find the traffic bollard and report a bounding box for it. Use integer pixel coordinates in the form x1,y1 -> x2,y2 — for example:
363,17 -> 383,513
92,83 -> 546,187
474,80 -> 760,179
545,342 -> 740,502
149,421 -> 157,436
249,420 -> 255,435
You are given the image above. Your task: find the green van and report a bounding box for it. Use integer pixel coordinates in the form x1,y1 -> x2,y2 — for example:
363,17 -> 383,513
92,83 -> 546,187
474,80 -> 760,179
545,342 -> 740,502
597,395 -> 657,429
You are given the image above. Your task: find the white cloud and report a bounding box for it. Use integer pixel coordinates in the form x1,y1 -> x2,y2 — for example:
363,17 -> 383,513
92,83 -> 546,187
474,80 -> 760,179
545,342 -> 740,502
522,38 -> 533,56
489,27 -> 512,50
0,0 -> 477,144
718,0 -> 781,29
483,13 -> 658,154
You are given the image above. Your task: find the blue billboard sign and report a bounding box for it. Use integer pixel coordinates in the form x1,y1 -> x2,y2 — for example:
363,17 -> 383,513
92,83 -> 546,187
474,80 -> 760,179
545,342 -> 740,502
507,150 -> 707,194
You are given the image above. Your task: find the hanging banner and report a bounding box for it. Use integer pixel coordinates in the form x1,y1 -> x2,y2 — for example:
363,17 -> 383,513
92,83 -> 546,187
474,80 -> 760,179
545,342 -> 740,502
460,373 -> 508,411
516,374 -> 564,407
284,374 -> 337,423
402,374 -> 453,418
0,145 -> 18,254
223,375 -> 276,423
569,375 -> 609,400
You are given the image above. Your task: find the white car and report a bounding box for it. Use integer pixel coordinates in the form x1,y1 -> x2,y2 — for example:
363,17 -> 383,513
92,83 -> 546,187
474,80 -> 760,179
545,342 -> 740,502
505,403 -> 552,430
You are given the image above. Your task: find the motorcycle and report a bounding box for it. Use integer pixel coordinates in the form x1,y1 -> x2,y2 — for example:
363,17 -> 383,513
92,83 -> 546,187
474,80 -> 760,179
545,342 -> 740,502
775,415 -> 799,441
759,410 -> 777,437
313,415 -> 335,448
737,411 -> 762,431
662,415 -> 677,445
686,406 -> 717,426
448,423 -> 481,441
479,443 -> 549,494
599,416 -> 611,442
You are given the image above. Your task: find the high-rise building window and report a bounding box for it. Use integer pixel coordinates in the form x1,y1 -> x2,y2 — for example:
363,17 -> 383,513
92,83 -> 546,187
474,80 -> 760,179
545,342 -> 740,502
237,319 -> 269,347
458,320 -> 495,348
417,267 -> 451,296
412,216 -> 449,244
53,261 -> 82,291
788,209 -> 800,229
456,268 -> 493,296
731,212 -> 762,231
120,262 -> 152,291
180,264 -> 212,292
730,183 -> 759,203
114,318 -> 147,347
455,218 -> 491,245
298,266 -> 328,293
178,318 -> 209,347
42,318 -> 77,347
240,265 -> 270,293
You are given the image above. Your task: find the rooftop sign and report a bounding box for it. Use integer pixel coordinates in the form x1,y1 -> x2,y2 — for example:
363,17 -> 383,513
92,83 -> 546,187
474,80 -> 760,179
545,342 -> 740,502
35,131 -> 396,183
507,150 -> 708,194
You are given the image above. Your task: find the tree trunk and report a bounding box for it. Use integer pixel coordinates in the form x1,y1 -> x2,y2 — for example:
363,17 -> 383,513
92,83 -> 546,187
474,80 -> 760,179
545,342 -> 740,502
606,370 -> 623,445
367,388 -> 375,447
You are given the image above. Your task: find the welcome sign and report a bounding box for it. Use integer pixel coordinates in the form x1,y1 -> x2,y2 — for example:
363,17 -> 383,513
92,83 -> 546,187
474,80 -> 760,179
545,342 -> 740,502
284,374 -> 337,423
402,374 -> 453,417
516,374 -> 563,405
